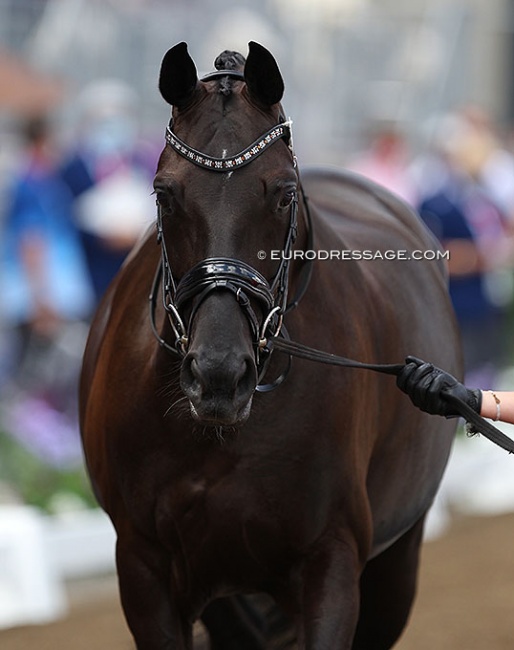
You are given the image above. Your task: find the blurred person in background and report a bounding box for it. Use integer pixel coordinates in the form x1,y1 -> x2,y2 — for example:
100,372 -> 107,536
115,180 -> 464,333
0,116 -> 94,465
59,79 -> 157,305
413,107 -> 514,389
348,123 -> 418,206
463,106 -> 514,225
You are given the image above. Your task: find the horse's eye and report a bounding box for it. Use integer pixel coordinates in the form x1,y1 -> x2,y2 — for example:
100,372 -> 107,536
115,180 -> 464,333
278,189 -> 296,210
155,190 -> 172,213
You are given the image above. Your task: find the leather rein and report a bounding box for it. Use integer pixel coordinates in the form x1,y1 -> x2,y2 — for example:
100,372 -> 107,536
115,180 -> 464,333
266,337 -> 514,454
149,68 -> 514,454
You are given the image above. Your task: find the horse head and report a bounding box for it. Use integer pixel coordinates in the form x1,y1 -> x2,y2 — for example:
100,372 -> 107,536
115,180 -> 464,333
154,42 -> 299,427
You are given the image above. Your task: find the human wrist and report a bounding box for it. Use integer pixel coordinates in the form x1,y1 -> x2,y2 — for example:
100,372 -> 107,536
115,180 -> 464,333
480,389 -> 502,421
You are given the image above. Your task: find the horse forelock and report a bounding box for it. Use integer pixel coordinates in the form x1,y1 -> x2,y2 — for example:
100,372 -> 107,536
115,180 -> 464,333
214,49 -> 246,71
213,50 -> 246,97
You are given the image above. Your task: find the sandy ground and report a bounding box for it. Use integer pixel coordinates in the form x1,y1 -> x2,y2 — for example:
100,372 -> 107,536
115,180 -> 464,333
1,512 -> 514,649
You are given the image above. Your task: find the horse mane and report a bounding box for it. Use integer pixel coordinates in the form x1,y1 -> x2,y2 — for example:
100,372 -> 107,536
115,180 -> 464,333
213,50 -> 246,96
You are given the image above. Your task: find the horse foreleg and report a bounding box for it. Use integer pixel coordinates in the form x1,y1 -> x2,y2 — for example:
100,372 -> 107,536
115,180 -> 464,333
351,515 -> 425,650
116,529 -> 192,650
297,537 -> 362,650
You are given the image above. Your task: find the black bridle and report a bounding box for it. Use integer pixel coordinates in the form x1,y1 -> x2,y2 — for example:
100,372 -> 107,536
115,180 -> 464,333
150,68 -> 311,389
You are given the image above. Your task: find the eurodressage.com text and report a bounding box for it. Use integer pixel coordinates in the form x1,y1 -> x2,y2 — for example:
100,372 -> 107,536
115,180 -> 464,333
258,249 -> 450,262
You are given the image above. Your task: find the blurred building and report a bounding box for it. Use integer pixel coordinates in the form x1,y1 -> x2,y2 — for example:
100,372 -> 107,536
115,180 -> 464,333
1,0 -> 514,164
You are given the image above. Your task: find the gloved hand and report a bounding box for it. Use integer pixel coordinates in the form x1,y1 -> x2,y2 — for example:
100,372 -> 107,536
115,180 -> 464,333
396,355 -> 482,417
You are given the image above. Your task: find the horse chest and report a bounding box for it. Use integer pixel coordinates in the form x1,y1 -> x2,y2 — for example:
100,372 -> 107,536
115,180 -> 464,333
151,470 -> 301,593
121,425 -> 342,555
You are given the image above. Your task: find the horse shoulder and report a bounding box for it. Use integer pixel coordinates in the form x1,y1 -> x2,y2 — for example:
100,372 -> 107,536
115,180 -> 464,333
81,231 -> 156,389
79,231 -> 159,447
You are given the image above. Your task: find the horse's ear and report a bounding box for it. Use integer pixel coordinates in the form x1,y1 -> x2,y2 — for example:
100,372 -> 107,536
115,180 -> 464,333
244,42 -> 284,107
159,42 -> 198,108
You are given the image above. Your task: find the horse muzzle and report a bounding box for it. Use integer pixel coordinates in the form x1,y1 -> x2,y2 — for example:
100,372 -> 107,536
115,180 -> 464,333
180,349 -> 257,426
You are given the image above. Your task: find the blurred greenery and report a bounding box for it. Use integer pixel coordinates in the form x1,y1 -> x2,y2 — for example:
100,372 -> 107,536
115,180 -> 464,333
0,427 -> 97,514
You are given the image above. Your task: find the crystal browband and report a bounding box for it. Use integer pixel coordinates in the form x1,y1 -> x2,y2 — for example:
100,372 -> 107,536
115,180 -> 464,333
165,120 -> 293,171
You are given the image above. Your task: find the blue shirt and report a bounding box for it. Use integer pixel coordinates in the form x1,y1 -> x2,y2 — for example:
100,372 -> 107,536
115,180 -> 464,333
419,179 -> 500,323
1,160 -> 94,324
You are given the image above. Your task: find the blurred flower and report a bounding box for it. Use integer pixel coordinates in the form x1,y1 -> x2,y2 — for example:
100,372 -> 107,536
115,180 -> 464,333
1,396 -> 82,469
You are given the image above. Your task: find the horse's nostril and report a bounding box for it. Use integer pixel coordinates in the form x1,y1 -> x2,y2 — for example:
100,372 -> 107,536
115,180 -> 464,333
233,358 -> 250,384
236,358 -> 257,396
180,355 -> 201,396
190,358 -> 201,382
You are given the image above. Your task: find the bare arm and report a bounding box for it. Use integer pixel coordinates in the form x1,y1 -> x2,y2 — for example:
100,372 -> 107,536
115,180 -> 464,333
480,390 -> 514,425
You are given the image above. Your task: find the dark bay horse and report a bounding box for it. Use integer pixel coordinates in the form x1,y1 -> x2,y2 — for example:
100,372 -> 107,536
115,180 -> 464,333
80,41 -> 462,649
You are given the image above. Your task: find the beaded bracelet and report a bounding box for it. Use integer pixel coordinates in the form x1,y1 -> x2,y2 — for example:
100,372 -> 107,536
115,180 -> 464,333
489,390 -> 501,422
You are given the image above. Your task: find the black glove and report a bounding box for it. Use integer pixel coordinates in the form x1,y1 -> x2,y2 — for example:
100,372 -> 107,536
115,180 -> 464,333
396,355 -> 482,417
